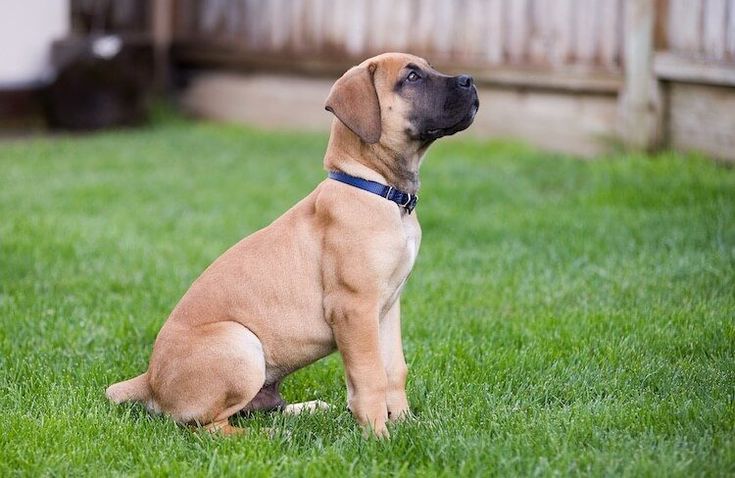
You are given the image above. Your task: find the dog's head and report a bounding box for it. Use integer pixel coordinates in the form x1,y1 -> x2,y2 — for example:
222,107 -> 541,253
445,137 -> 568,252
325,53 -> 479,148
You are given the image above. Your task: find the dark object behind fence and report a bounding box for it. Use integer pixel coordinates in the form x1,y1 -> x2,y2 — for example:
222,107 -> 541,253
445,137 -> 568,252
44,34 -> 154,130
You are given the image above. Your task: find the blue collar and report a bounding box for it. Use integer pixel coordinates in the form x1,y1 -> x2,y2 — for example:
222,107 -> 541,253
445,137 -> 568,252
328,171 -> 418,214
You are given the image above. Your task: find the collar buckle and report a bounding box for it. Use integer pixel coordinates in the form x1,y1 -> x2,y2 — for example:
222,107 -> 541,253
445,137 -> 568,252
400,193 -> 412,208
403,194 -> 418,214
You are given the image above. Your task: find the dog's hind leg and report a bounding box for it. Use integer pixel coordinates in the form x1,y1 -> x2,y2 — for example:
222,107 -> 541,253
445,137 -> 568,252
148,321 -> 266,434
283,400 -> 331,415
204,418 -> 247,436
237,383 -> 330,416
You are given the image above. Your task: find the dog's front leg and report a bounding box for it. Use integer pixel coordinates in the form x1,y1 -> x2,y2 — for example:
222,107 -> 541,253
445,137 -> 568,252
380,300 -> 410,421
331,303 -> 389,438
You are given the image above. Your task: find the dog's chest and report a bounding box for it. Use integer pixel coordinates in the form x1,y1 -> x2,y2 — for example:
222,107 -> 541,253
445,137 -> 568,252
401,216 -> 421,270
382,215 -> 421,312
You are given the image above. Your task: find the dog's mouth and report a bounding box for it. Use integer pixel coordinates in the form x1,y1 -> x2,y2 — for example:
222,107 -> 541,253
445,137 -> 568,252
421,99 -> 479,140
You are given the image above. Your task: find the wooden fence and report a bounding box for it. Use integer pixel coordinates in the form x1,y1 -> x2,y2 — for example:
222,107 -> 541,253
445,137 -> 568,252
661,0 -> 735,62
164,0 -> 735,159
172,0 -> 735,90
655,0 -> 735,86
175,0 -> 625,69
172,0 -> 630,92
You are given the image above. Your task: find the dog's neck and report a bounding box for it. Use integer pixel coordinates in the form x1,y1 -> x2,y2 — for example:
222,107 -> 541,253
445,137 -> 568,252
323,121 -> 425,195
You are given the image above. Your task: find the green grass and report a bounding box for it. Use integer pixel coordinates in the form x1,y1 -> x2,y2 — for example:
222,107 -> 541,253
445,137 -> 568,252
1,115 -> 733,477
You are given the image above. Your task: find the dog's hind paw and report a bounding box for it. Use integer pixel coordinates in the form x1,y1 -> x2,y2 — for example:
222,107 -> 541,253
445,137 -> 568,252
282,400 -> 331,415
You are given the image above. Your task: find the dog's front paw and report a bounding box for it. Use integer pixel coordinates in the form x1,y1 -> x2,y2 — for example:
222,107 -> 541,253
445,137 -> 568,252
357,412 -> 389,439
386,391 -> 410,422
364,421 -> 390,439
387,406 -> 411,422
349,397 -> 389,439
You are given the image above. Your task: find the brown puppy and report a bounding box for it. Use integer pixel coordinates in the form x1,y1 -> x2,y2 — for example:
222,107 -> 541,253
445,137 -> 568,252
106,52 -> 478,437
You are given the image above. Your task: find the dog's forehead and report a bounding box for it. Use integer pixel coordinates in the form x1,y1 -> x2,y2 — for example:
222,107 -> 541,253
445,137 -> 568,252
363,53 -> 430,78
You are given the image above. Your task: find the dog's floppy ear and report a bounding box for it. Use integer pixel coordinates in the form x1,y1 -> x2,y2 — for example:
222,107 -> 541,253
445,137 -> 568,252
325,63 -> 381,144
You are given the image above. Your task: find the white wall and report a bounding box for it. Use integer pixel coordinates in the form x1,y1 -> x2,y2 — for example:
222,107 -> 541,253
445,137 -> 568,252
0,0 -> 70,88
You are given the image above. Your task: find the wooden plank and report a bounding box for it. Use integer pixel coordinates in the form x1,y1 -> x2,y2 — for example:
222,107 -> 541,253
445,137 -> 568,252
306,0 -> 326,50
153,0 -> 173,50
468,87 -> 619,156
505,0 -> 529,64
668,82 -> 735,161
179,72 -> 334,133
170,0 -> 658,81
323,0 -> 347,51
727,0 -> 735,58
667,0 -> 703,55
548,0 -> 573,66
368,0 -> 391,52
344,0 -> 368,56
390,0 -> 411,52
373,0 -> 411,53
288,0 -> 306,52
620,0 -> 659,150
225,0 -> 245,41
574,0 -> 600,64
528,0 -> 554,65
485,0 -> 504,64
268,0 -> 289,50
173,44 -> 623,93
257,0 -> 272,49
599,0 -> 622,69
242,0 -> 260,49
431,0 -> 455,57
178,71 -> 620,157
460,0 -> 488,60
703,0 -> 728,60
199,0 -> 221,34
225,0 -> 241,40
653,0 -> 669,49
257,0 -> 274,50
471,66 -> 622,92
172,0 -> 196,40
655,51 -> 735,85
152,0 -> 173,90
666,0 -> 686,51
412,0 -> 436,56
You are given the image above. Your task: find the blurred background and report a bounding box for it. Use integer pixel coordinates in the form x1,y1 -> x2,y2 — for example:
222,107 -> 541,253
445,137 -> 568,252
1,0 -> 734,160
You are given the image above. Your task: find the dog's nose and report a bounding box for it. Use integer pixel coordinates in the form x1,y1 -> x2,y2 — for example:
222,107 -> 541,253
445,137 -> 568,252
457,74 -> 473,89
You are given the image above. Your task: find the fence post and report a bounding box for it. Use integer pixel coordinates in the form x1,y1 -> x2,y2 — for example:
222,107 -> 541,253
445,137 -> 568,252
620,0 -> 660,150
152,0 -> 173,92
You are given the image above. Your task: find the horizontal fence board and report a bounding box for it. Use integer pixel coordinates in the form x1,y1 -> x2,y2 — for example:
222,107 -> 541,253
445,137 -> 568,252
669,82 -> 735,160
655,51 -> 735,85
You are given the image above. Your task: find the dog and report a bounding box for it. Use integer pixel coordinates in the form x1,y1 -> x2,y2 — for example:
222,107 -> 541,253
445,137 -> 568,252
106,52 -> 478,438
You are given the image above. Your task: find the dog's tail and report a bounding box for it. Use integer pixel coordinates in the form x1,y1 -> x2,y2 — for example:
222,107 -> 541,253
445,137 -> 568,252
106,372 -> 152,405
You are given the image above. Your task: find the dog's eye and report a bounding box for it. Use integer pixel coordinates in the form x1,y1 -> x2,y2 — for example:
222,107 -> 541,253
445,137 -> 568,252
407,71 -> 420,82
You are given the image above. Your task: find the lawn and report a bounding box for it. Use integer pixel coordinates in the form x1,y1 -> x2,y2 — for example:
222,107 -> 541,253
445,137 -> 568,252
1,115 -> 733,477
